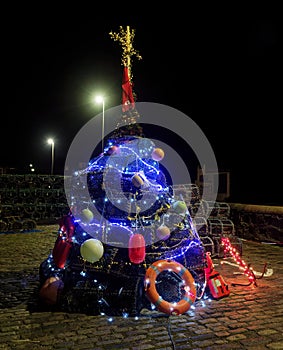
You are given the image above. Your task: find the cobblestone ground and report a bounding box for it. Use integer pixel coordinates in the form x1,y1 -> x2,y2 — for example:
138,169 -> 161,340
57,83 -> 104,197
0,225 -> 282,350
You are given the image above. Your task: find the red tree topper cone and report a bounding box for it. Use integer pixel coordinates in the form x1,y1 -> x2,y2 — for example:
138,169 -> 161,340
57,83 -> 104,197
122,66 -> 135,112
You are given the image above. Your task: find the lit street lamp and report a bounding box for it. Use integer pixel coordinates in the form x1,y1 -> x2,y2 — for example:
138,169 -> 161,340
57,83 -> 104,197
95,95 -> 105,153
47,138 -> 55,175
29,163 -> 35,173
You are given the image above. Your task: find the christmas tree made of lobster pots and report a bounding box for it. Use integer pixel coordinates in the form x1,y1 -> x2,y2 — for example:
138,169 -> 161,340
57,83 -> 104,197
39,26 -> 219,317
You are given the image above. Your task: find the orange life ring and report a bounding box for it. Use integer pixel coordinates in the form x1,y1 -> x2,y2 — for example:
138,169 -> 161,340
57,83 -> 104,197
144,259 -> 196,315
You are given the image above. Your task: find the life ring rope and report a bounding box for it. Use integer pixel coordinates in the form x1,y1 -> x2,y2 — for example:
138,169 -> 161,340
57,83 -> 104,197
144,259 -> 196,315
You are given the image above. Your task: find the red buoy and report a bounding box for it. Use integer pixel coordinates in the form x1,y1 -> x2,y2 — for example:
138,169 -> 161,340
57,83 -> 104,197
128,234 -> 146,264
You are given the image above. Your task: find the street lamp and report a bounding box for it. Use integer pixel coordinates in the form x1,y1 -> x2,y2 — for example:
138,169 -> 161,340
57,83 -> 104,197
47,138 -> 54,175
29,163 -> 35,173
95,95 -> 105,153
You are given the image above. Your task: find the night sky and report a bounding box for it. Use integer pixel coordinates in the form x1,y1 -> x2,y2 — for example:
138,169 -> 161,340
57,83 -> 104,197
2,6 -> 282,205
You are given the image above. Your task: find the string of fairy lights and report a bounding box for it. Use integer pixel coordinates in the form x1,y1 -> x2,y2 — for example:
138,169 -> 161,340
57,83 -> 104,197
109,26 -> 142,80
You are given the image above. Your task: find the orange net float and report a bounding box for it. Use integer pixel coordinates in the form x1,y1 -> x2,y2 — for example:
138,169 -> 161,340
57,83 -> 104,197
144,259 -> 197,315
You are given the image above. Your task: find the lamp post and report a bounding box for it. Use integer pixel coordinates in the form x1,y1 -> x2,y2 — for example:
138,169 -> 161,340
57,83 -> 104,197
47,138 -> 54,175
95,96 -> 105,153
29,163 -> 35,173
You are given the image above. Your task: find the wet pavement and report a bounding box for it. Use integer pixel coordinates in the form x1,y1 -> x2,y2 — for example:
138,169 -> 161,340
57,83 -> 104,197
0,225 -> 282,349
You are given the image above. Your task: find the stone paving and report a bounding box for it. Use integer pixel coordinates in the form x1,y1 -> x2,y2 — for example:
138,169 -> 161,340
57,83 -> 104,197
0,225 -> 282,349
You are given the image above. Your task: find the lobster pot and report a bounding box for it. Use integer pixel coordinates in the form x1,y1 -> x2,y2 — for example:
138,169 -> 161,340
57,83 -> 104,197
220,219 -> 235,235
159,239 -> 207,270
206,201 -> 231,218
199,235 -> 215,256
0,205 -> 13,216
206,217 -> 239,257
52,176 -> 65,189
0,220 -> 8,232
189,200 -> 208,218
21,219 -> 37,231
206,201 -> 219,217
207,218 -> 235,236
3,175 -> 17,189
18,189 -> 31,200
172,184 -> 201,205
207,218 -> 223,236
103,275 -> 145,316
59,270 -> 145,316
217,202 -> 231,218
192,216 -> 208,236
5,190 -> 18,204
214,235 -> 243,258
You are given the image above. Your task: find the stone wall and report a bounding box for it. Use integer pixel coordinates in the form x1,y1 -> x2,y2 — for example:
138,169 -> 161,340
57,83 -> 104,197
229,203 -> 283,243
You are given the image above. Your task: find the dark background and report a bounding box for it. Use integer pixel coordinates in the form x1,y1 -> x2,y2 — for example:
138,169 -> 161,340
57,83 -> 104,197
2,5 -> 282,205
